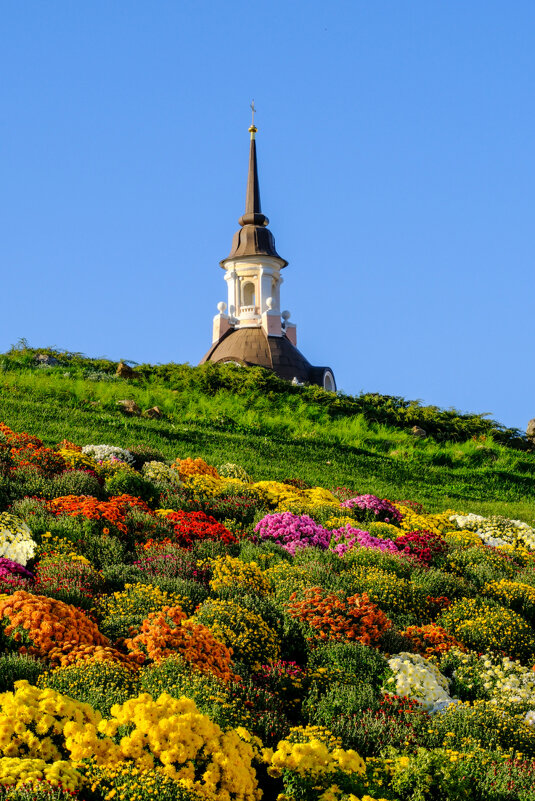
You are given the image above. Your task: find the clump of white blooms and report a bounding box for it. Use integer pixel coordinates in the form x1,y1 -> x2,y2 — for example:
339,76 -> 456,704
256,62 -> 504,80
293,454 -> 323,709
142,460 -> 183,487
82,444 -> 134,465
385,652 -> 456,713
478,654 -> 535,715
450,512 -> 535,550
0,512 -> 36,566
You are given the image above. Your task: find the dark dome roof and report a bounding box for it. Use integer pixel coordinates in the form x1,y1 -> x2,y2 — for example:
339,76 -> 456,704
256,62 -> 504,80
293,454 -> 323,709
200,328 -> 332,386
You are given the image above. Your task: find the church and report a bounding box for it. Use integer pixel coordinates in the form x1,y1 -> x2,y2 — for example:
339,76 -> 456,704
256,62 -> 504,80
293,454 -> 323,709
200,117 -> 336,392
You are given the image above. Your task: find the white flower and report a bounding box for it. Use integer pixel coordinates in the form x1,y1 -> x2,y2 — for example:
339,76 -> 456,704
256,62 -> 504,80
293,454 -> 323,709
0,512 -> 36,566
82,444 -> 134,465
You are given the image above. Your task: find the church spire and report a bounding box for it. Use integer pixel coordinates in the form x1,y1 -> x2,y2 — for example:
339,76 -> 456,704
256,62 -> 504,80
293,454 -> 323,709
222,109 -> 287,267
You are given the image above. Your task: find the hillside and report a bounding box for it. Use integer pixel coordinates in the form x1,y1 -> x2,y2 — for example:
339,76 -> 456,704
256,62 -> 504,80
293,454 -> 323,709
0,344 -> 534,522
3,346 -> 535,800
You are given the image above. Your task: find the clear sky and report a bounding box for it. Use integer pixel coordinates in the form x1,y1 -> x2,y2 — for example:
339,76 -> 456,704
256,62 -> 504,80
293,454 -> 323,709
1,1 -> 534,431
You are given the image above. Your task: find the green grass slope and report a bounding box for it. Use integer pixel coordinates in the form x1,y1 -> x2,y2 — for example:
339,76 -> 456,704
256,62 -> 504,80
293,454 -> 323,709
1,344 -> 534,522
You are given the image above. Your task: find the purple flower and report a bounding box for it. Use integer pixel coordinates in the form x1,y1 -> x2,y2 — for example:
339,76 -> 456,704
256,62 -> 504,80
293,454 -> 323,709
0,558 -> 34,580
329,525 -> 399,556
340,494 -> 402,524
254,513 -> 331,554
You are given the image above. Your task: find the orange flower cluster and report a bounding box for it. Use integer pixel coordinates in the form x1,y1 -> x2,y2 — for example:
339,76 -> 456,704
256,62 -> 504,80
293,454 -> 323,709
170,457 -> 220,481
125,604 -> 235,681
48,642 -> 138,671
287,587 -> 392,647
11,445 -> 67,477
0,423 -> 66,476
55,439 -> 82,452
0,423 -> 42,449
401,624 -> 467,658
0,590 -> 109,659
47,494 -> 152,535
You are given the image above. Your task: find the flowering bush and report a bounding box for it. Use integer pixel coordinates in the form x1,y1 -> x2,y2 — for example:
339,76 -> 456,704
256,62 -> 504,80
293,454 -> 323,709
98,582 -> 192,620
287,587 -> 392,647
393,530 -> 448,565
170,457 -> 219,481
81,444 -> 134,465
329,526 -> 398,557
142,460 -> 184,487
438,597 -> 535,663
450,512 -> 535,550
0,757 -> 81,792
0,592 -> 108,659
97,693 -> 261,800
266,725 -> 371,801
396,505 -> 453,535
83,761 -> 199,801
0,680 -> 107,762
0,515 -> 36,567
125,605 -> 235,680
255,513 -> 330,554
55,449 -> 97,473
341,495 -> 402,525
157,510 -> 237,548
47,495 -> 151,537
482,578 -> 535,624
209,556 -> 270,597
400,624 -> 466,659
37,660 -> 140,716
385,652 -> 455,713
194,599 -> 280,670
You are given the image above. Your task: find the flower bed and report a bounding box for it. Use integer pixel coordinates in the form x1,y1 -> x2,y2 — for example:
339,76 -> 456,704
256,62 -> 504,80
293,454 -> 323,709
2,422 -> 535,800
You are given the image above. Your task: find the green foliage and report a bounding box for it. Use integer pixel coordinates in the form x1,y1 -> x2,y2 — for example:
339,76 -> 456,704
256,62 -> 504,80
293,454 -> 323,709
105,469 -> 159,505
0,654 -> 45,693
37,661 -> 140,716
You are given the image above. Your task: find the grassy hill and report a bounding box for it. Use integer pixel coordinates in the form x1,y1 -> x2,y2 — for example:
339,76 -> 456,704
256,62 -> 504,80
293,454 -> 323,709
1,343 -> 534,522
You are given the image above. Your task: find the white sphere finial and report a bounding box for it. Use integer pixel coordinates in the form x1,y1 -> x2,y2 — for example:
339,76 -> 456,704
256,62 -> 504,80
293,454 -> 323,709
266,297 -> 274,310
217,301 -> 227,314
282,310 -> 291,321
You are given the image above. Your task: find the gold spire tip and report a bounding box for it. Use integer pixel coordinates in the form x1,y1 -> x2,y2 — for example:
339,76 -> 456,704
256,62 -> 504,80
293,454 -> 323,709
249,100 -> 257,137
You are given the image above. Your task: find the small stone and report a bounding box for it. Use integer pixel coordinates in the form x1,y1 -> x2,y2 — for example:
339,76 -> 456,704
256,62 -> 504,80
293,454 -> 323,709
411,426 -> 427,438
116,399 -> 141,416
116,362 -> 136,379
144,406 -> 163,419
527,418 -> 535,440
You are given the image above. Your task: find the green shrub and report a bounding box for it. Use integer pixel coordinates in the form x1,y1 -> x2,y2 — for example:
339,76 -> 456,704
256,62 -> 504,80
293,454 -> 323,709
438,597 -> 535,663
37,661 -> 140,716
105,469 -> 159,506
0,653 -> 45,692
50,469 -> 102,499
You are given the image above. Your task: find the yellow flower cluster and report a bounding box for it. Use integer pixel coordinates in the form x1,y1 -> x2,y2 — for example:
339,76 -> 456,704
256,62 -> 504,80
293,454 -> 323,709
444,530 -> 484,549
0,756 -> 81,791
38,532 -> 89,563
266,725 -> 366,798
0,680 -> 105,762
394,505 -> 454,535
325,515 -> 356,530
351,566 -> 418,617
194,599 -> 280,670
209,556 -> 271,598
86,760 -> 203,801
251,481 -> 339,513
98,582 -> 191,618
98,693 -> 261,800
184,474 -> 222,498
55,449 -> 97,472
482,579 -> 535,622
96,459 -> 137,478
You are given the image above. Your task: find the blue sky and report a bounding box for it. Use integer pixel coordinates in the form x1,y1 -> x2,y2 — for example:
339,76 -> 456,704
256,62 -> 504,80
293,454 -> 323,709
1,1 -> 534,431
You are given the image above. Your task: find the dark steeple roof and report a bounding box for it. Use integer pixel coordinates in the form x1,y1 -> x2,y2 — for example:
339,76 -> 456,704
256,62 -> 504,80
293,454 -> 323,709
199,327 -> 334,387
221,125 -> 287,267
